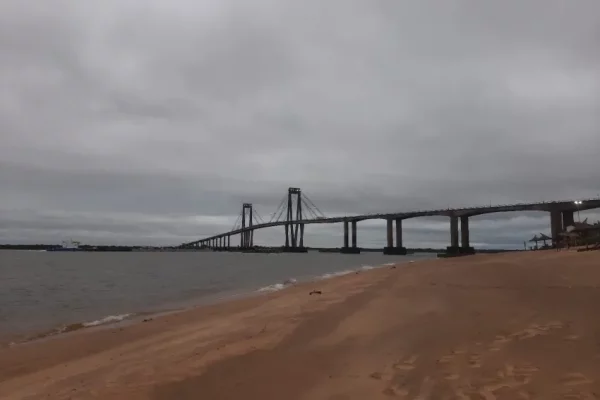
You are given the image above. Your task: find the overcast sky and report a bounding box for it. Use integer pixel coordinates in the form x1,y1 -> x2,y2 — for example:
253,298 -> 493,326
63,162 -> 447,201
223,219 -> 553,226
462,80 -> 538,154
1,0 -> 599,248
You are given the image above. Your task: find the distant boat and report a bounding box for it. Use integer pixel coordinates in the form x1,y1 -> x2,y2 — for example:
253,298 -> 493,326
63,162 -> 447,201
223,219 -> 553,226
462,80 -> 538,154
47,240 -> 83,252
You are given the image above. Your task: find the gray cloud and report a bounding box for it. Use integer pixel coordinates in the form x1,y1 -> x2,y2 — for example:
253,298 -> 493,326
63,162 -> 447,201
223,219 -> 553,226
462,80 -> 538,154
1,0 -> 599,247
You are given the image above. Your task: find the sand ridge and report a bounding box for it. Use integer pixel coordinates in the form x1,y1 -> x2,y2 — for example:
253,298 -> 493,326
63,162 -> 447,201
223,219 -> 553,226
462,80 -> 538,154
2,250 -> 600,399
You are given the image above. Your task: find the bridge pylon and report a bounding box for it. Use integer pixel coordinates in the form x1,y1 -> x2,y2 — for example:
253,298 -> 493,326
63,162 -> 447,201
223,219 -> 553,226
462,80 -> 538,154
285,188 -> 305,250
241,203 -> 253,248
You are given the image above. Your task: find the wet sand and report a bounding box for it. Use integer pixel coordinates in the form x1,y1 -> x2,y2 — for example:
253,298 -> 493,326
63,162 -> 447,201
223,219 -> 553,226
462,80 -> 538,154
2,250 -> 600,399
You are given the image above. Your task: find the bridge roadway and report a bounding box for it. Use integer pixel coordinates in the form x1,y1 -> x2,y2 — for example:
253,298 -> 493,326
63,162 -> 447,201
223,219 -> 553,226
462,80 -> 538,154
183,198 -> 600,254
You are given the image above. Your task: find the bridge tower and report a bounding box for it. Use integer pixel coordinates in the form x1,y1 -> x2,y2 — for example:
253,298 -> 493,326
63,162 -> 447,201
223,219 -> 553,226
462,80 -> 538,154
241,203 -> 254,248
285,188 -> 305,250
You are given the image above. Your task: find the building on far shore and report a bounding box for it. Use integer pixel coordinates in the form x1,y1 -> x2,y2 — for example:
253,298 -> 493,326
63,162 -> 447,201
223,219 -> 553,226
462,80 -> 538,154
527,219 -> 600,250
560,219 -> 600,249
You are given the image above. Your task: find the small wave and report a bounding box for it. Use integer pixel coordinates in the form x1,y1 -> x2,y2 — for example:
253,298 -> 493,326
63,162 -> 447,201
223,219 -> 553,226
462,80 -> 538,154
257,278 -> 297,293
319,270 -> 354,280
383,263 -> 396,266
83,314 -> 132,328
258,283 -> 286,292
18,313 -> 134,344
361,265 -> 375,270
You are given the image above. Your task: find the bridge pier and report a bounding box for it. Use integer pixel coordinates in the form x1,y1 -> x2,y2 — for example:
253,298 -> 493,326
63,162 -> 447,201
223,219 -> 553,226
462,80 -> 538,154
447,215 -> 461,254
460,216 -> 475,254
396,218 -> 403,248
384,218 -> 407,255
563,210 -> 575,229
550,210 -> 562,247
343,220 -> 349,248
341,220 -> 360,254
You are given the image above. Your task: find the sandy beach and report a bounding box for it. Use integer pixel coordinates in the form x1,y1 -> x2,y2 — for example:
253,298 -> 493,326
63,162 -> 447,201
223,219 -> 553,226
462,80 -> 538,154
2,250 -> 600,399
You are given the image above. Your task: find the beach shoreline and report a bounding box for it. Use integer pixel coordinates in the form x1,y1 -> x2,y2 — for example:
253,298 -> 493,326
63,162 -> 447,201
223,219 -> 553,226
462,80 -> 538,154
0,257 -> 410,349
2,250 -> 600,399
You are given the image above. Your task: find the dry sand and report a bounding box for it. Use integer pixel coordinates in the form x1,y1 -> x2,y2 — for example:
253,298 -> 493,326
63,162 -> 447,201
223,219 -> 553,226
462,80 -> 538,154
2,250 -> 600,399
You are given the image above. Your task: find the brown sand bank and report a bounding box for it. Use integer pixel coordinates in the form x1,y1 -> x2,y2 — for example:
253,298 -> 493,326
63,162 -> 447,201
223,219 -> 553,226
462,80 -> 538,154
2,250 -> 600,399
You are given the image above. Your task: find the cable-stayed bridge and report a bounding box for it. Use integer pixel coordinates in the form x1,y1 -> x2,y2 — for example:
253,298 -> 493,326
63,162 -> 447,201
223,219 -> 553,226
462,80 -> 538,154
181,187 -> 600,254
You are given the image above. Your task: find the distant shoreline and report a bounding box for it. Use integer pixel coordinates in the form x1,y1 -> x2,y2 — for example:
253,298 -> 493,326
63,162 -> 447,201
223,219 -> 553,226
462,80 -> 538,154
0,244 -> 520,253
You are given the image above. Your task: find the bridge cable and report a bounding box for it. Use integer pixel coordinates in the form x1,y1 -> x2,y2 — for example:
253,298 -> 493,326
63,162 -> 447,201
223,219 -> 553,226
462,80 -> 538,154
302,193 -> 326,218
252,211 -> 265,226
269,195 -> 287,223
253,209 -> 266,224
274,200 -> 287,223
301,198 -> 320,220
231,211 -> 242,232
302,198 -> 321,219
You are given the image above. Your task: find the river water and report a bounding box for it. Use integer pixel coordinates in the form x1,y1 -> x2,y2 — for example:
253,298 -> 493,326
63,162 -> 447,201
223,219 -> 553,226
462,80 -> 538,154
0,250 -> 433,342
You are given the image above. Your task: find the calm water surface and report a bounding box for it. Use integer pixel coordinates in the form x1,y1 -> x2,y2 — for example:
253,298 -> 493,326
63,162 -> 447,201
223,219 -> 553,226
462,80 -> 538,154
0,250 -> 433,341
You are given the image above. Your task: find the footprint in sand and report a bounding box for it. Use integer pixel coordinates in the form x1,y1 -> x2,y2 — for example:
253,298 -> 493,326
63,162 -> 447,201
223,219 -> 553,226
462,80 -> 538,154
490,335 -> 511,351
437,354 -> 455,364
510,321 -> 564,341
382,385 -> 409,398
393,355 -> 418,371
444,373 -> 460,381
561,372 -> 593,387
517,390 -> 532,400
370,372 -> 384,380
466,364 -> 537,400
468,354 -> 482,368
561,391 -> 597,400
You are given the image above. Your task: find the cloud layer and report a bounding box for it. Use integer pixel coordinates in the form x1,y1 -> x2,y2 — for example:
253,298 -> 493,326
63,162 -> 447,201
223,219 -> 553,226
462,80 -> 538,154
1,0 -> 599,247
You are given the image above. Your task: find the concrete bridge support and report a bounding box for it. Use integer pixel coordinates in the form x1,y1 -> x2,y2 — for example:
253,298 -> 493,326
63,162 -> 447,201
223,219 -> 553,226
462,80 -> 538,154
384,218 -> 407,255
563,210 -> 575,229
460,216 -> 475,254
387,219 -> 393,248
550,210 -> 562,247
282,188 -> 307,252
240,229 -> 253,249
285,223 -> 290,248
395,218 -> 403,249
343,220 -> 349,248
341,220 -> 360,254
447,215 -> 460,254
